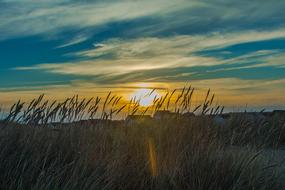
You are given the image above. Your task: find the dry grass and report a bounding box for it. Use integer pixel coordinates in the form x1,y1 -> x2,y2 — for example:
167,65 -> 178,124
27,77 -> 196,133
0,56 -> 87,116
0,86 -> 284,189
0,122 -> 283,190
3,87 -> 223,125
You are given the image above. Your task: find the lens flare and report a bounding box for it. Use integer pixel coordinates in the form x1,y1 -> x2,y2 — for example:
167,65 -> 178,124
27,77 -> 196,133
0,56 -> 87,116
147,138 -> 158,177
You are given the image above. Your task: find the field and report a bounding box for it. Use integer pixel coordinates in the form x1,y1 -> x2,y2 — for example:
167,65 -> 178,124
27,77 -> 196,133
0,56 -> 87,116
0,87 -> 284,190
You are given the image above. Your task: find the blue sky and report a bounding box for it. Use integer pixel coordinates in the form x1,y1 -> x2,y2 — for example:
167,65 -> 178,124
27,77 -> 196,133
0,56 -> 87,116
0,0 -> 285,109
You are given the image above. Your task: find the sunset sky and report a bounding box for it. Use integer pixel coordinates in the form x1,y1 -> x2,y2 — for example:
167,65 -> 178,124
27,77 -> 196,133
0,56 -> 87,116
0,0 -> 285,110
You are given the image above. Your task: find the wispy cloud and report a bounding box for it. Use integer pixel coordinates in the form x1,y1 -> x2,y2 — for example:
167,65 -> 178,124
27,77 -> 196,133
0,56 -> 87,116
1,0 -> 285,40
14,28 -> 285,82
55,35 -> 89,48
0,0 -> 189,40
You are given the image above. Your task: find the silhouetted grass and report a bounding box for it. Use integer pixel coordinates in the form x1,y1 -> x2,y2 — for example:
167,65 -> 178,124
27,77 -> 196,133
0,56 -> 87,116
0,86 -> 284,189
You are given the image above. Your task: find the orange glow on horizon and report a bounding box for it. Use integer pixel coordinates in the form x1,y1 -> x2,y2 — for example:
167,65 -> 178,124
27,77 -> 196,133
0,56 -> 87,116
129,87 -> 161,107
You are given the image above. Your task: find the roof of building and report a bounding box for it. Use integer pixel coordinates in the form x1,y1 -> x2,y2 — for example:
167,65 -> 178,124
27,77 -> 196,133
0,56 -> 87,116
182,112 -> 195,117
126,115 -> 152,120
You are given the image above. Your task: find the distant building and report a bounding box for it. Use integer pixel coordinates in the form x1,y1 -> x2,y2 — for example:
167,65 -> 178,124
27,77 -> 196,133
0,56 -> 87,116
272,110 -> 285,117
182,112 -> 195,118
221,111 -> 281,124
125,115 -> 153,125
153,111 -> 179,120
262,112 -> 273,117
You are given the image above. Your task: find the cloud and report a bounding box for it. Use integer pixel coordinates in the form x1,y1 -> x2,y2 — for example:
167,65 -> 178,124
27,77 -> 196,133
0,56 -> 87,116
14,28 -> 285,81
1,0 -> 285,41
0,0 -> 190,40
55,35 -> 89,48
259,53 -> 285,68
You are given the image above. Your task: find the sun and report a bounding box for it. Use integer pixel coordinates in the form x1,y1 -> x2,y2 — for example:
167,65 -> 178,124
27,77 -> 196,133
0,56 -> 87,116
129,88 -> 161,107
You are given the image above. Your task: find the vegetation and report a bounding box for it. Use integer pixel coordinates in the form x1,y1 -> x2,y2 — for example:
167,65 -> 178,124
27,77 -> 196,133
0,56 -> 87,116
0,86 -> 284,189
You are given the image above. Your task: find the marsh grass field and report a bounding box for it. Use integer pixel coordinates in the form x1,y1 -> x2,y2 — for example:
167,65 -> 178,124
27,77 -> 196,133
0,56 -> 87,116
0,87 -> 285,190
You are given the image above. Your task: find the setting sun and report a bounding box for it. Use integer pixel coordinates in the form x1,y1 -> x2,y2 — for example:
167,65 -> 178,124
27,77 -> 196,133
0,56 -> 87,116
129,88 -> 161,107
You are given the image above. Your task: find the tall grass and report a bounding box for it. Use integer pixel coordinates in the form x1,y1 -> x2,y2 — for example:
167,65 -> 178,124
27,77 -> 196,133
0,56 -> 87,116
3,86 -> 223,125
0,120 -> 283,189
0,86 -> 284,189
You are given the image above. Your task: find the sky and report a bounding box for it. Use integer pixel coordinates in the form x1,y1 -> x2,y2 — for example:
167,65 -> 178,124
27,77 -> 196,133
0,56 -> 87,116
0,0 -> 285,110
